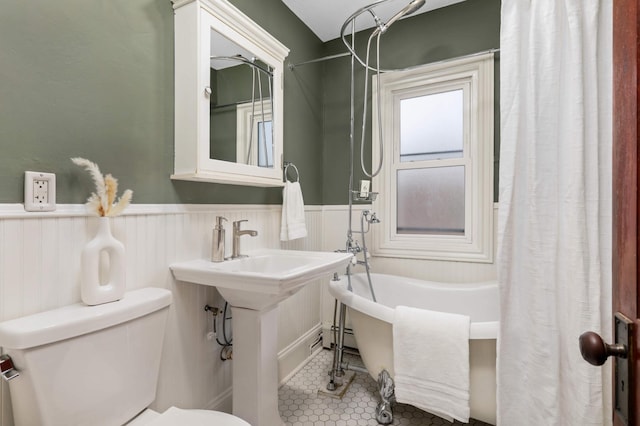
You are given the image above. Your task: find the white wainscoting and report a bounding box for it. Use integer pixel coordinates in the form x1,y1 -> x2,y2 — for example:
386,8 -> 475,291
0,202 -> 499,425
0,204 -> 323,426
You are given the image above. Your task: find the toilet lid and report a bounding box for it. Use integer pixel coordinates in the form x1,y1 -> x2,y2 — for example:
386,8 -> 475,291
147,407 -> 250,426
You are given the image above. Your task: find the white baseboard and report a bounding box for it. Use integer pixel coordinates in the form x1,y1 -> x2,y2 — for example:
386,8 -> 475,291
277,324 -> 323,385
205,343 -> 326,415
204,324 -> 325,412
206,387 -> 233,413
279,346 -> 324,387
321,323 -> 358,350
203,328 -> 325,415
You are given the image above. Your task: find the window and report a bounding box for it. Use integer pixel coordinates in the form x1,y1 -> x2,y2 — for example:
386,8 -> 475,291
236,101 -> 273,167
372,53 -> 494,262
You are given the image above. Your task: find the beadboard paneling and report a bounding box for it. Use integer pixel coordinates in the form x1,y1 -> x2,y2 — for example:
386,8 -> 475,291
319,204 -> 499,281
0,204 -> 324,426
0,202 -> 497,424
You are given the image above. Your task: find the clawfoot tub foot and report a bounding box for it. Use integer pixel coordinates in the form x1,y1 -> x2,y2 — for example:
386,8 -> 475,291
375,369 -> 395,425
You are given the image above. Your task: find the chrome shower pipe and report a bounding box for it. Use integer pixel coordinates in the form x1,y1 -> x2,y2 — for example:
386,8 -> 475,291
329,0 -> 426,391
371,0 -> 426,37
360,211 -> 377,303
341,0 -> 428,179
263,71 -> 273,167
347,19 -> 356,242
244,64 -> 271,165
246,67 -> 257,164
327,21 -> 358,392
340,0 -> 426,73
339,0 -> 388,48
340,1 -> 387,73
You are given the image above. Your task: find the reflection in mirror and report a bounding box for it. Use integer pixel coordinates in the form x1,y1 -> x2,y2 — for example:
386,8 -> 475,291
209,29 -> 274,168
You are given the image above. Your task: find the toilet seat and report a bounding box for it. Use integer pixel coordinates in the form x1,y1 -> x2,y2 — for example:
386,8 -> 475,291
131,407 -> 250,426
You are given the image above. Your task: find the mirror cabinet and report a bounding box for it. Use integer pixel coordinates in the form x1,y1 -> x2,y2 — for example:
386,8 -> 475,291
172,0 -> 289,186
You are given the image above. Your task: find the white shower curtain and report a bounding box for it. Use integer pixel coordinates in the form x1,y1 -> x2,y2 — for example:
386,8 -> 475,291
497,1 -> 612,425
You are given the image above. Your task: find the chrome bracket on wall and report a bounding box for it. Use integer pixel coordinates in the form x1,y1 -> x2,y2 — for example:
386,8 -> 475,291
0,354 -> 20,381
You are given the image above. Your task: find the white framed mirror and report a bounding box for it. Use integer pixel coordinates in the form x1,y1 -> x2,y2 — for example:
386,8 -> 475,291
172,0 -> 289,187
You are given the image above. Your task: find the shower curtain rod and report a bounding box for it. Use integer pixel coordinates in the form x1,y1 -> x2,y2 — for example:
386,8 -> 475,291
288,52 -> 351,70
288,47 -> 500,71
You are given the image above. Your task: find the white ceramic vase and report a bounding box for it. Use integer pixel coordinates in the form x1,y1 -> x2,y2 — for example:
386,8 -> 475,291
81,217 -> 126,305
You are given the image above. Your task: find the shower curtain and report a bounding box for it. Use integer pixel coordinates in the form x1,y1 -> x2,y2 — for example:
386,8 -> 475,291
497,1 -> 612,425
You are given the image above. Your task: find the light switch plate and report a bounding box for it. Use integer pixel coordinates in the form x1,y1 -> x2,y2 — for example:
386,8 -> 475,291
24,171 -> 56,212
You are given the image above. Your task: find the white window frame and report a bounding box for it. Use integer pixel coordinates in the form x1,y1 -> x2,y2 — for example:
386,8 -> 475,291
236,101 -> 273,167
372,53 -> 494,263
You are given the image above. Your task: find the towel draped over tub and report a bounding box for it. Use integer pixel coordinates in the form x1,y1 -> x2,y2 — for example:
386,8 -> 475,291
393,305 -> 471,423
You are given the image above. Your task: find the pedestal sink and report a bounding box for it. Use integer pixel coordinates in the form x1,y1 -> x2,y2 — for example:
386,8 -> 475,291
170,249 -> 353,426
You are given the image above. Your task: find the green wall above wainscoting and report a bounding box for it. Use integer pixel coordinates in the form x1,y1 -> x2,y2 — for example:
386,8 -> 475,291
320,0 -> 501,205
0,0 -> 499,206
0,0 -> 324,205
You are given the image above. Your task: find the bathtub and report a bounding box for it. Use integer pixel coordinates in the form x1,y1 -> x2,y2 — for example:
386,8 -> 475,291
328,272 -> 498,425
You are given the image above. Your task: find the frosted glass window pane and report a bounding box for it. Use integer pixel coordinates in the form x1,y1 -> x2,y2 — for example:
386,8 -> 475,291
397,166 -> 465,235
400,90 -> 463,162
257,120 -> 273,167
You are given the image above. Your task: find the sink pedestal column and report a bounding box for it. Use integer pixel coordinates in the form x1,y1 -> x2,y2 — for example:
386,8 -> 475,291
231,304 -> 284,426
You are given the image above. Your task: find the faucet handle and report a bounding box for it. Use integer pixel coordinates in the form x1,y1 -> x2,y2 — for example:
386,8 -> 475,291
233,219 -> 248,230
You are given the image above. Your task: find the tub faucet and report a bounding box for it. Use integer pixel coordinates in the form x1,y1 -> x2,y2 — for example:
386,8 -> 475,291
232,220 -> 258,259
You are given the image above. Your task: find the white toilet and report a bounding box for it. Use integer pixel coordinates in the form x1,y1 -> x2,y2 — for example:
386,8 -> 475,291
0,287 -> 249,426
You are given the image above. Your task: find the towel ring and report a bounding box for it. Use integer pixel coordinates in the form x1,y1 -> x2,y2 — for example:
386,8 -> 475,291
284,162 -> 300,183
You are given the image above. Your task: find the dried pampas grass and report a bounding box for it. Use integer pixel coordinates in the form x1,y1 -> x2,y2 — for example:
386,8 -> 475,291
71,157 -> 133,217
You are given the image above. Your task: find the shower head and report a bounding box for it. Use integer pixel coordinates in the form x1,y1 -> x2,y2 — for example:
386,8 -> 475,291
372,0 -> 426,36
402,0 -> 427,15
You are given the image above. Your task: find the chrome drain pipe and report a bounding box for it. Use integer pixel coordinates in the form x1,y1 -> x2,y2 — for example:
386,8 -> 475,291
327,301 -> 348,391
340,361 -> 368,374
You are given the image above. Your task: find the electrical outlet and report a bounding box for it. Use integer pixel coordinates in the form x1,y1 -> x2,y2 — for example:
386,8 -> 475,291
24,171 -> 56,212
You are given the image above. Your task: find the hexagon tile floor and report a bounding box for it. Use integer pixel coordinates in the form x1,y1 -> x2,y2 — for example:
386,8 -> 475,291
278,349 -> 492,426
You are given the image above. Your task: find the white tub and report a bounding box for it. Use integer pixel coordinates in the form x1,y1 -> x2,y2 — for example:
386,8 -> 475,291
328,272 -> 498,425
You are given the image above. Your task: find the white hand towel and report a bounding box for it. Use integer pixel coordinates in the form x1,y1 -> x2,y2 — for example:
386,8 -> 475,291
393,306 -> 471,423
280,180 -> 307,241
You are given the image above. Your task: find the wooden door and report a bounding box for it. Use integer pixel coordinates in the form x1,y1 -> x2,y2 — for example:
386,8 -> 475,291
612,0 -> 639,424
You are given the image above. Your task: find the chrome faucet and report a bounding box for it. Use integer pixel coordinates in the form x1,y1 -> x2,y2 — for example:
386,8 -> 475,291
232,220 -> 258,259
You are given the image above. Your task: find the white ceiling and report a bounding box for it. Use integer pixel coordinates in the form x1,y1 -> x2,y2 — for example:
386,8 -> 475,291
281,0 -> 467,42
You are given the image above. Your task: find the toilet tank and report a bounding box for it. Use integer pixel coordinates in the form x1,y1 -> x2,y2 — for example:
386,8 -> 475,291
0,287 -> 172,426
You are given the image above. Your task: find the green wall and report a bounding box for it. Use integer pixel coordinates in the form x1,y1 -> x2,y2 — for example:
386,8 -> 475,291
0,0 -> 499,206
0,0 -> 324,205
320,0 -> 501,204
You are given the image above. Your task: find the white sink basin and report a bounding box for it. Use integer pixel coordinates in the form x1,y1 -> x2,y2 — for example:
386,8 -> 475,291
170,249 -> 353,310
171,248 -> 353,425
